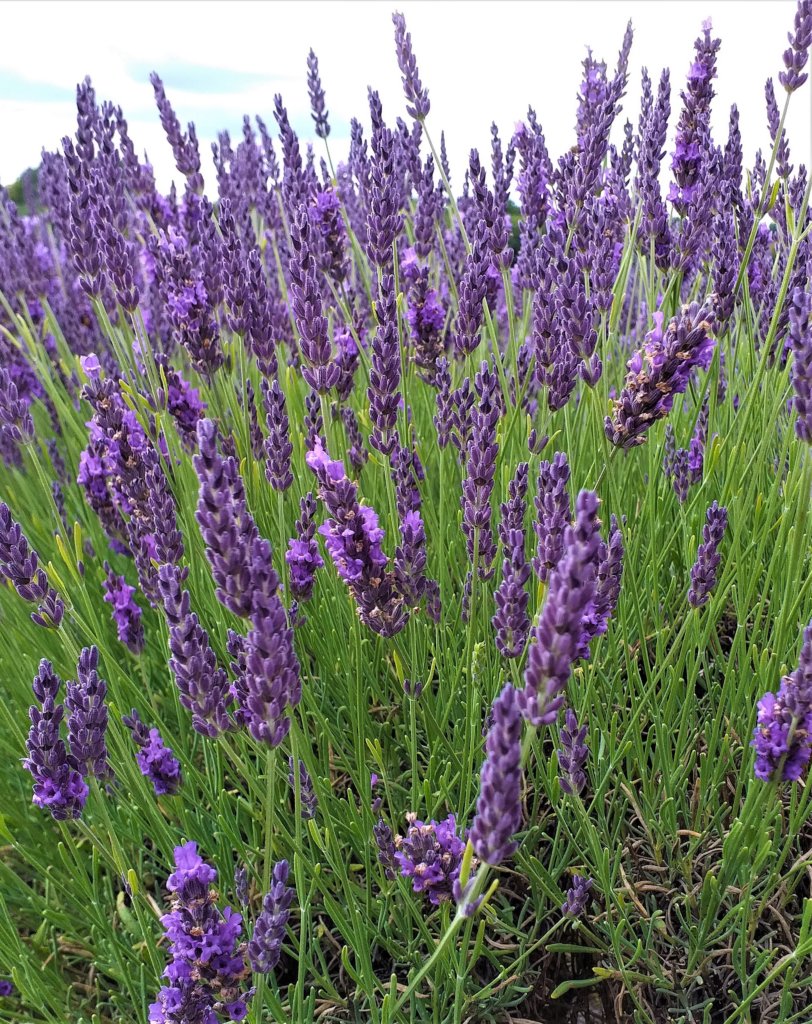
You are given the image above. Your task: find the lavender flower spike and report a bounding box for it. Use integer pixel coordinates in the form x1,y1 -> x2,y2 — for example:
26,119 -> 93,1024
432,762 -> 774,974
533,452 -> 571,582
65,646 -> 111,782
307,49 -> 330,138
780,0 -> 812,92
687,502 -> 727,608
605,300 -> 716,449
493,462 -> 532,658
562,875 -> 593,919
149,842 -> 249,1024
789,287 -> 812,443
122,709 -> 182,796
0,501 -> 64,628
288,757 -> 318,819
557,708 -> 589,795
103,562 -> 144,654
470,683 -> 523,865
392,12 -> 430,119
248,860 -> 294,974
519,491 -> 602,727
752,620 -> 812,782
23,660 -> 88,819
394,813 -> 467,905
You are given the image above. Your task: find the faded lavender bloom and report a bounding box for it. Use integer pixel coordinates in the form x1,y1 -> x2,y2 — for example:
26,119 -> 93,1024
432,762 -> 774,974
392,11 -> 430,119
122,709 -> 182,796
374,819 -> 397,879
752,620 -> 812,781
288,757 -> 318,819
306,49 -> 330,138
557,708 -> 589,795
780,0 -> 812,93
562,875 -> 593,918
395,813 -> 467,905
247,860 -> 294,974
103,562 -> 144,654
461,361 -> 499,579
519,491 -> 602,727
286,493 -> 324,602
65,646 -> 110,782
533,452 -> 571,582
149,842 -> 249,1024
605,301 -> 716,449
261,378 -> 294,490
493,463 -> 532,658
0,502 -> 64,628
789,287 -> 812,442
23,660 -> 88,820
687,501 -> 727,608
158,563 -> 234,738
306,440 -> 406,637
470,684 -> 523,865
368,275 -> 402,457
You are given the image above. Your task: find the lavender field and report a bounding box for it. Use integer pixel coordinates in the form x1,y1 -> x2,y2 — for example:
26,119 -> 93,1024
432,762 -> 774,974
1,4 -> 812,1022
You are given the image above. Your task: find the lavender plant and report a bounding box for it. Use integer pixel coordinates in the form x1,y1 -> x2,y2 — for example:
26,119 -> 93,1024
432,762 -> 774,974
1,5 -> 812,1022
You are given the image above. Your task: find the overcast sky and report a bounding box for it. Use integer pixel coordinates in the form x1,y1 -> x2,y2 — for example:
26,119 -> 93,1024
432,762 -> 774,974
1,1 -> 810,195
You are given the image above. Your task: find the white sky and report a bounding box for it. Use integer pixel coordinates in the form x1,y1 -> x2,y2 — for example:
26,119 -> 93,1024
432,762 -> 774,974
1,1 -> 810,195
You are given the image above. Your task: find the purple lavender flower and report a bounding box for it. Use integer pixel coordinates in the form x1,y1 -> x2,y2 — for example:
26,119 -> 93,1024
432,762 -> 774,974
306,49 -> 330,138
374,819 -> 397,879
103,562 -> 144,654
341,406 -> 368,472
752,621 -> 812,782
461,361 -> 500,580
260,378 -> 294,491
194,419 -> 258,619
392,12 -> 430,119
789,287 -> 812,442
286,493 -> 324,602
493,463 -> 532,658
122,709 -> 182,796
247,860 -> 294,974
393,444 -> 434,613
23,660 -> 88,820
434,357 -> 453,448
395,813 -> 467,905
288,208 -> 339,393
533,452 -> 571,582
243,537 -> 302,747
306,440 -> 406,637
605,301 -> 716,449
0,502 -> 64,628
368,275 -> 402,457
470,684 -> 523,865
669,20 -> 720,216
158,563 -> 234,738
0,367 -> 34,444
65,646 -> 111,782
557,708 -> 589,795
562,875 -> 593,919
150,74 -> 204,192
519,491 -> 602,727
149,842 -> 249,1024
588,514 -> 624,641
687,502 -> 727,608
288,757 -> 318,819
780,0 -> 812,92
0,981 -> 13,998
